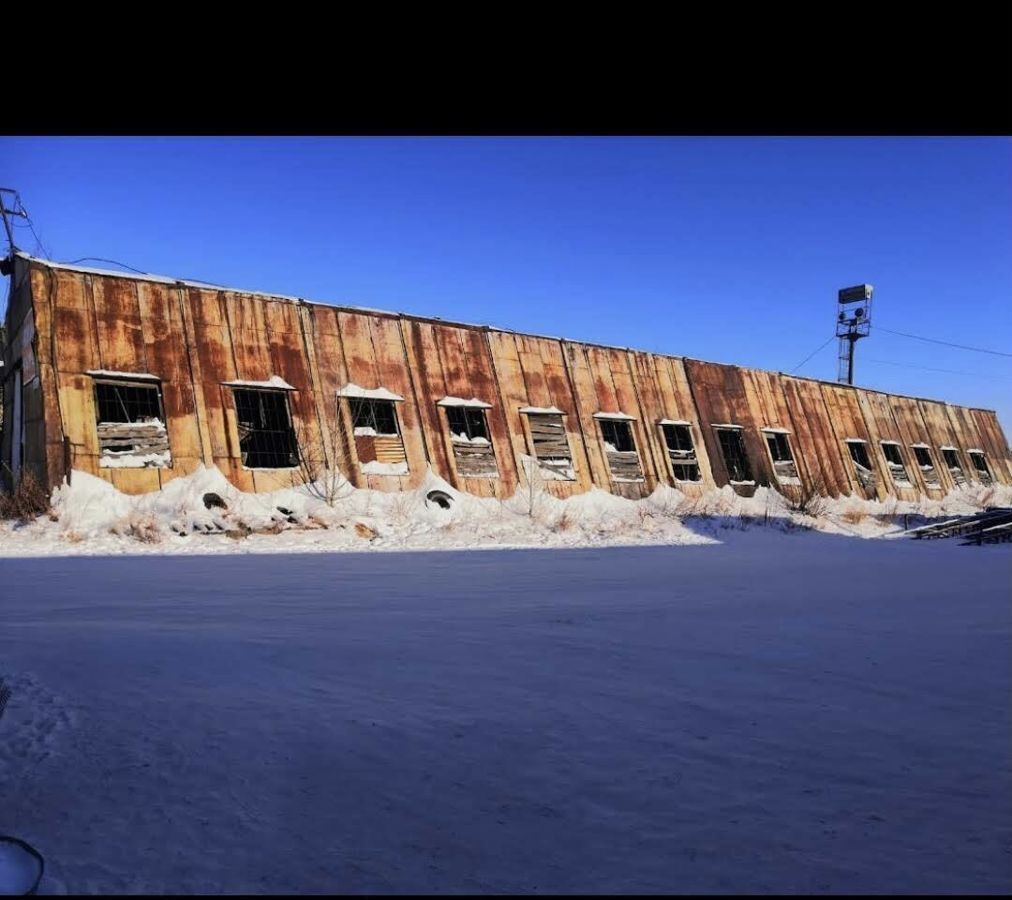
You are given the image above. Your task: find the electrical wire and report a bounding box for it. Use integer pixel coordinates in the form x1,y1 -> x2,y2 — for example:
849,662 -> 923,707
59,257 -> 150,274
863,356 -> 1009,379
878,326 -> 1012,359
790,335 -> 836,373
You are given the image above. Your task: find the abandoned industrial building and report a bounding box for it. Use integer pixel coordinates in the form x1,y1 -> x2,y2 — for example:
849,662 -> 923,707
1,252 -> 1009,503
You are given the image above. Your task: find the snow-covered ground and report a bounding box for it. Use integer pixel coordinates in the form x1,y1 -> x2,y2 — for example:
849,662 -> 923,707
2,465 -> 1010,557
1,537 -> 1009,893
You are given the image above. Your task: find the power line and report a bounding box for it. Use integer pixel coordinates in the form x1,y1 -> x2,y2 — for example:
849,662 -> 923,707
59,257 -> 150,275
864,356 -> 1009,379
790,335 -> 835,373
878,326 -> 1012,359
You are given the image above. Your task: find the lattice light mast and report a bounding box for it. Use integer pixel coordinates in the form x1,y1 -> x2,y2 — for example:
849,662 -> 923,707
836,283 -> 873,385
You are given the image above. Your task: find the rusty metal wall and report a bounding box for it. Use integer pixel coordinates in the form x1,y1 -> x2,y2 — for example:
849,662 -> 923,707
20,257 -> 1011,501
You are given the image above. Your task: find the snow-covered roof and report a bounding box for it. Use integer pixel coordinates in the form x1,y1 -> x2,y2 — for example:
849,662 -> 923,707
593,411 -> 635,421
337,383 -> 404,402
221,376 -> 296,391
86,369 -> 161,382
519,406 -> 565,415
437,396 -> 492,409
658,418 -> 691,426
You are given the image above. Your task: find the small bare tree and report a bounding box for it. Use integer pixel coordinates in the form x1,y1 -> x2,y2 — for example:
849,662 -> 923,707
785,476 -> 828,518
292,416 -> 355,507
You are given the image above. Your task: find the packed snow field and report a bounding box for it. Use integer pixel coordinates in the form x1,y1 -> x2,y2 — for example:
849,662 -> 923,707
1,538 -> 1010,894
1,464 -> 1011,557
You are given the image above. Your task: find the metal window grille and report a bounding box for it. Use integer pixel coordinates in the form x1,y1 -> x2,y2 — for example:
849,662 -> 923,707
349,398 -> 399,436
661,423 -> 700,482
95,381 -> 163,424
715,427 -> 753,482
232,388 -> 299,469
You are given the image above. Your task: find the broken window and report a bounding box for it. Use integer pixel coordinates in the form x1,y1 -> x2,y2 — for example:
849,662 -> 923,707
523,411 -> 575,481
880,441 -> 912,486
968,451 -> 993,485
348,397 -> 407,475
232,388 -> 299,469
443,404 -> 497,478
762,429 -> 800,483
845,440 -> 876,490
597,417 -> 643,482
714,426 -> 753,483
93,379 -> 171,469
911,446 -> 940,487
941,448 -> 967,487
660,423 -> 700,482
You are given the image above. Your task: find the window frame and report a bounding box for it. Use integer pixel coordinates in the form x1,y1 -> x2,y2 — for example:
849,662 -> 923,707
879,440 -> 912,487
521,409 -> 576,482
90,375 -> 173,470
713,425 -> 754,485
761,427 -> 800,485
910,444 -> 941,487
967,450 -> 993,483
659,421 -> 701,483
231,387 -> 300,470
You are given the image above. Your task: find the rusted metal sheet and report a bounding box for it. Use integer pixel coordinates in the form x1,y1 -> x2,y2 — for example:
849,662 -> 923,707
739,369 -> 809,497
968,409 -> 1012,485
399,319 -> 455,486
90,275 -> 147,373
855,389 -> 921,501
816,383 -> 882,499
887,395 -> 950,493
780,377 -> 850,498
683,359 -> 772,494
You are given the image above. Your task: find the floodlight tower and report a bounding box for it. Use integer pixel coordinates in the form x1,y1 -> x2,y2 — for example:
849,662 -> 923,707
836,283 -> 873,385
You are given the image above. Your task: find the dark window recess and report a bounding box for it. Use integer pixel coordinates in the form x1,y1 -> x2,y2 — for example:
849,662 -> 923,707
349,398 -> 406,470
846,441 -> 876,490
599,419 -> 642,481
912,446 -> 940,486
93,381 -> 171,467
880,443 -> 912,486
444,406 -> 497,477
445,406 -> 491,442
526,413 -> 574,480
942,448 -> 967,486
715,428 -> 753,483
968,451 -> 993,485
233,389 -> 299,469
661,424 -> 700,482
349,398 -> 399,436
764,432 -> 799,481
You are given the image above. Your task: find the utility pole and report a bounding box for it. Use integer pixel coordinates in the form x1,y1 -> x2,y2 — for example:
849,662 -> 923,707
836,284 -> 873,385
0,188 -> 30,256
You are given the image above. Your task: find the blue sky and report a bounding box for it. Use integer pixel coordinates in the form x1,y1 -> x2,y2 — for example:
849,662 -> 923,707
4,136 -> 1010,430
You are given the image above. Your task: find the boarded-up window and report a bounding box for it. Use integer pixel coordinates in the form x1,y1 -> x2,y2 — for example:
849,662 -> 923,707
524,412 -> 575,481
911,446 -> 940,487
968,451 -> 993,485
941,448 -> 967,487
714,426 -> 753,483
598,418 -> 643,482
762,430 -> 800,483
880,442 -> 912,487
93,379 -> 171,469
660,423 -> 700,482
846,440 -> 876,490
444,406 -> 497,478
349,397 -> 407,476
233,389 -> 299,469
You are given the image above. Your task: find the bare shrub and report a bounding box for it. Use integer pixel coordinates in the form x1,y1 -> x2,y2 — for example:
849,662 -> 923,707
0,469 -> 51,522
293,417 -> 355,507
784,477 -> 828,518
553,510 -> 575,532
841,505 -> 866,525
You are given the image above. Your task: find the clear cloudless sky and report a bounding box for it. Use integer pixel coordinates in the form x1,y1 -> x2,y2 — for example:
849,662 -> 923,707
3,136 -> 1011,433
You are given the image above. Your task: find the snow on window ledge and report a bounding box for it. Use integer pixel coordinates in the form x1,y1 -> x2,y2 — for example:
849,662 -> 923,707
87,369 -> 161,382
519,406 -> 565,415
438,396 -> 492,409
360,461 -> 409,476
593,411 -> 636,421
338,383 -> 404,401
222,376 -> 296,391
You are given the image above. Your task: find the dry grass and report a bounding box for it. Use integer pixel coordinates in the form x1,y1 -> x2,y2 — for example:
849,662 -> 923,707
840,507 -> 866,525
0,470 -> 51,522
